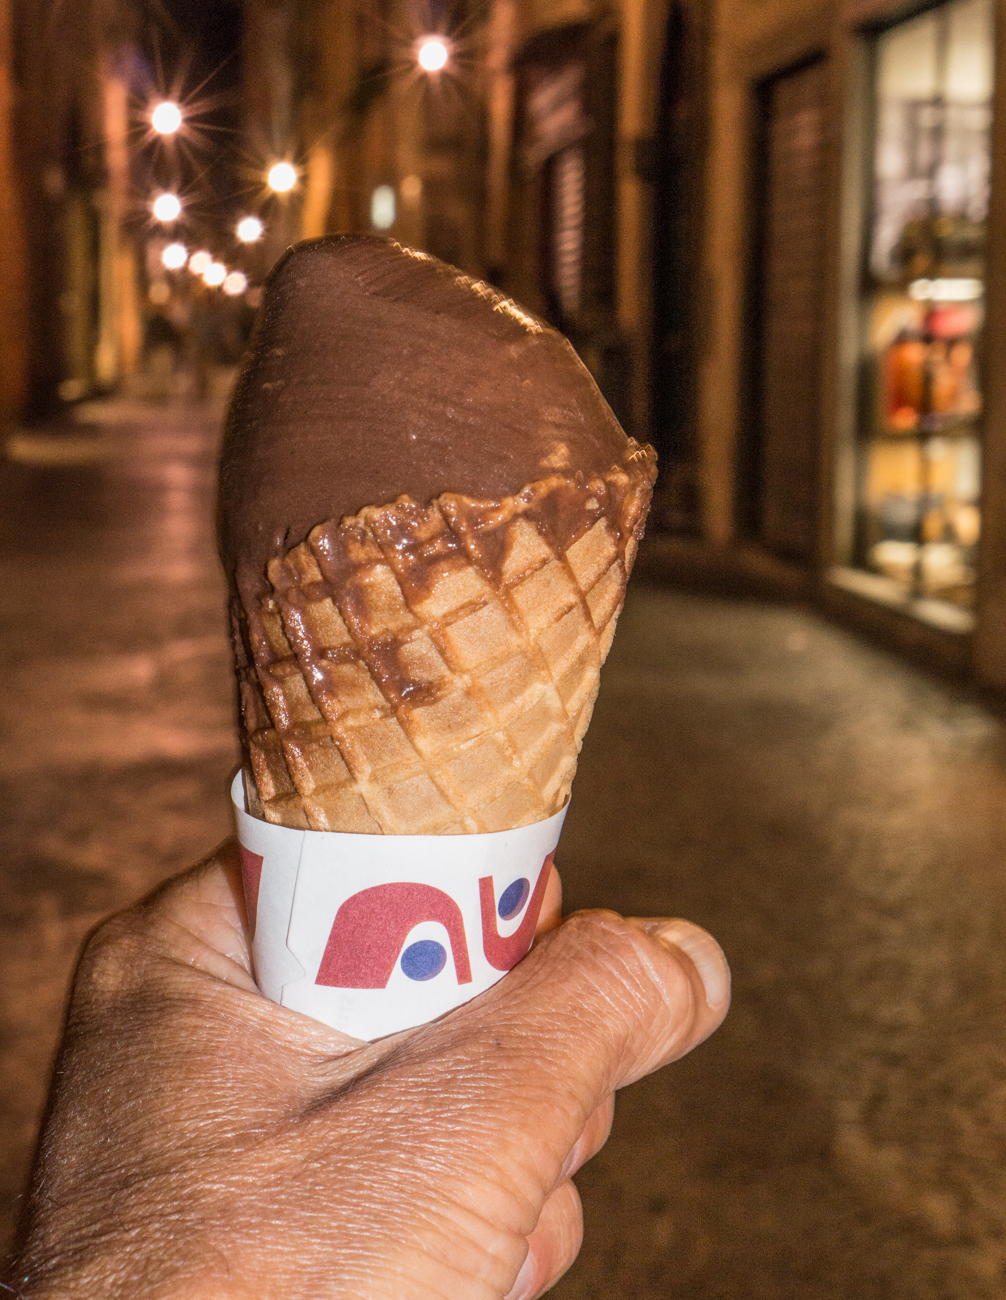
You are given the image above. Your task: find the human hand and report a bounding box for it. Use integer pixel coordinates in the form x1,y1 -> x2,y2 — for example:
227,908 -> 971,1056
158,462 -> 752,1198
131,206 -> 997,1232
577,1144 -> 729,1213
6,841 -> 729,1300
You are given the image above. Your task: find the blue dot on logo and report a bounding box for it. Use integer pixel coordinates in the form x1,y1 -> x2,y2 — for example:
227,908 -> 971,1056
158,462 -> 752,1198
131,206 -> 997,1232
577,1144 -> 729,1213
498,877 -> 530,921
401,939 -> 447,981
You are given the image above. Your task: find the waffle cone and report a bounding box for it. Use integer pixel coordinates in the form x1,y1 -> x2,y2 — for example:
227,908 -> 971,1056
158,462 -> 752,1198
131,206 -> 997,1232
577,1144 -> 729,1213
232,442 -> 656,834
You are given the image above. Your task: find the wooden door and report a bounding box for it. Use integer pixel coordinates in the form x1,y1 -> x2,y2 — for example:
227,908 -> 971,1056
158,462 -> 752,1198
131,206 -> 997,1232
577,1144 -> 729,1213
755,58 -> 829,562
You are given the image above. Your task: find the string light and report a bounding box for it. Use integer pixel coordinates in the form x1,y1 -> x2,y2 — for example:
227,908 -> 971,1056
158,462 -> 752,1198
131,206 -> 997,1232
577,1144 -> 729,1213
152,192 -> 182,222
151,101 -> 183,135
267,162 -> 297,193
236,216 -> 264,243
161,242 -> 188,270
202,261 -> 227,287
416,37 -> 449,71
223,270 -> 248,297
188,249 -> 212,274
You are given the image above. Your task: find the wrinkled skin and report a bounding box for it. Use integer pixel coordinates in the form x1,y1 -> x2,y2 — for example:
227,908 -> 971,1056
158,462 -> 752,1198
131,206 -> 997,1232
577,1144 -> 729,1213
5,842 -> 729,1300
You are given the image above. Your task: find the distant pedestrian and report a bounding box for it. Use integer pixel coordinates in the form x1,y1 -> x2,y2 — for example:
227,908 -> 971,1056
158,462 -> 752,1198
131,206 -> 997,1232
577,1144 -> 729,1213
143,311 -> 181,403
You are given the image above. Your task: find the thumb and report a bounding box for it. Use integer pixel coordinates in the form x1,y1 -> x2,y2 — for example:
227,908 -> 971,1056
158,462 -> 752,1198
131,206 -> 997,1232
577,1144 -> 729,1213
414,908 -> 730,1194
478,907 -> 728,1080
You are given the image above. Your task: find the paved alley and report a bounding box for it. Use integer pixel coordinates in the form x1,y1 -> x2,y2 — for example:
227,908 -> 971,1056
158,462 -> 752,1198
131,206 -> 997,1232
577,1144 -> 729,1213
3,401 -> 1006,1298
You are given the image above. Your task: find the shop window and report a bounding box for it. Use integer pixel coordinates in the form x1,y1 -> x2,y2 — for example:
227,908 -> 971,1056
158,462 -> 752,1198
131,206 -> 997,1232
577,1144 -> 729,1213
514,28 -> 623,424
846,0 -> 993,629
523,58 -> 591,328
551,143 -> 585,319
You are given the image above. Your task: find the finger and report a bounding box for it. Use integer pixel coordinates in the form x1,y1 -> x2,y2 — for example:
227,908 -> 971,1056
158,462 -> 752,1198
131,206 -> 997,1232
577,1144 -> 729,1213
78,842 -> 257,1005
533,866 -> 562,941
624,917 -> 731,1060
501,910 -> 730,1087
78,850 -> 373,1065
141,847 -> 379,1053
504,1179 -> 583,1300
141,840 -> 257,988
558,1094 -> 615,1184
422,911 -> 730,1195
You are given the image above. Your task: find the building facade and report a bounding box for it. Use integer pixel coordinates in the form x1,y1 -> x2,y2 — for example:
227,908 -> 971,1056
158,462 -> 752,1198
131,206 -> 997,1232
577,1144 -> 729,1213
8,0 -> 1003,685
691,0 -> 1006,688
0,0 -> 147,423
0,0 -> 246,425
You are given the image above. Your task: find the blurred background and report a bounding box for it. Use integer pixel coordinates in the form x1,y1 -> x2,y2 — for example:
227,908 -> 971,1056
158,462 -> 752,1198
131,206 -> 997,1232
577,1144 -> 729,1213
3,0 -> 1006,1295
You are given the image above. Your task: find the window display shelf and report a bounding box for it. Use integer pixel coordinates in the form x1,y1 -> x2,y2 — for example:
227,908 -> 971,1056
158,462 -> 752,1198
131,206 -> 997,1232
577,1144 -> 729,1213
829,566 -> 976,634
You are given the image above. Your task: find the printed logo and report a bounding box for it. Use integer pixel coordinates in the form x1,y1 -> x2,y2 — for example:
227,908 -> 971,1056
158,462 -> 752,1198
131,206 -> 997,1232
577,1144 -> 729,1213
315,882 -> 473,989
479,852 -> 554,971
312,853 -> 555,989
239,847 -> 264,938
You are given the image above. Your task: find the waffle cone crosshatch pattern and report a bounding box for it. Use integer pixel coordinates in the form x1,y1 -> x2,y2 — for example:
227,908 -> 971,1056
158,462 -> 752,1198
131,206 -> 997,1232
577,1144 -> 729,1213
233,446 -> 655,836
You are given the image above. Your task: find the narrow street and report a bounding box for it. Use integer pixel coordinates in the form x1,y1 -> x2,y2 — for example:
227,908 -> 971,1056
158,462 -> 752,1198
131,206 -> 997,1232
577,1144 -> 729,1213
3,398 -> 1006,1298
0,393 -> 238,1248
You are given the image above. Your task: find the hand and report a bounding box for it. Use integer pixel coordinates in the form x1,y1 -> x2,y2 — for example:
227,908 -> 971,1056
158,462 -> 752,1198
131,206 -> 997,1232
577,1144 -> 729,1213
5,841 -> 729,1300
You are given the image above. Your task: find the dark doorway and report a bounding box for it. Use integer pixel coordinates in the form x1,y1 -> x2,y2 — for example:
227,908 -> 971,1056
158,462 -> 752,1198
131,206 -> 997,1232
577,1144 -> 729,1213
746,57 -> 829,563
649,1 -> 708,533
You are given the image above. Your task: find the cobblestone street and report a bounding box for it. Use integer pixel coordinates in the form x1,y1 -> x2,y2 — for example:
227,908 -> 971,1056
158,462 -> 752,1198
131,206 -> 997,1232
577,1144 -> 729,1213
3,399 -> 1006,1297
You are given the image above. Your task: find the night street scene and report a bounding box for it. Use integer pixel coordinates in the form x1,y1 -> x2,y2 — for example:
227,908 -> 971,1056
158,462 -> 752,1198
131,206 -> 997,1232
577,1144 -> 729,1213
3,0 -> 1006,1297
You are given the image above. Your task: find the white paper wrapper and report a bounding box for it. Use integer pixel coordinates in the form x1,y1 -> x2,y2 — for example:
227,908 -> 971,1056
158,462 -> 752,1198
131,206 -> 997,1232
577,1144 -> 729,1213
231,773 -> 567,1041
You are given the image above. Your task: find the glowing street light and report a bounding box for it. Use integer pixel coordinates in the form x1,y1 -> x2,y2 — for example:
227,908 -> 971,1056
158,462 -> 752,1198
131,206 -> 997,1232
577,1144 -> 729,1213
267,162 -> 297,193
188,249 -> 212,275
236,216 -> 264,243
203,261 -> 227,287
416,37 -> 449,71
371,185 -> 396,230
152,192 -> 181,223
223,270 -> 249,297
151,100 -> 183,135
161,242 -> 188,270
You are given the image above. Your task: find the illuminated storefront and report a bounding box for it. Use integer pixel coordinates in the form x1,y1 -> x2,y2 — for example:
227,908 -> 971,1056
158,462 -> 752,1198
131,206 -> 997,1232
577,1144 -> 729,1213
686,0 -> 1006,686
841,0 -> 993,632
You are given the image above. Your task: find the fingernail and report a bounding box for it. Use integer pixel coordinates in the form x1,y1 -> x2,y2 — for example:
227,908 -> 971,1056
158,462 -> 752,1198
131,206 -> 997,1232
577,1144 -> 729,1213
629,918 -> 730,1011
504,1252 -> 535,1300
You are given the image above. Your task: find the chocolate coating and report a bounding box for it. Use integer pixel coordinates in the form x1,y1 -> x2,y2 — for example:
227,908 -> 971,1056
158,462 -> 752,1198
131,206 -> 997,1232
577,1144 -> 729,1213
218,235 -> 634,601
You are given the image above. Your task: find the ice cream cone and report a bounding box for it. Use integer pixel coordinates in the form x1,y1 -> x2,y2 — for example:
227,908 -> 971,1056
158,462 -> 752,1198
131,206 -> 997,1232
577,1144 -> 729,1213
235,445 -> 654,834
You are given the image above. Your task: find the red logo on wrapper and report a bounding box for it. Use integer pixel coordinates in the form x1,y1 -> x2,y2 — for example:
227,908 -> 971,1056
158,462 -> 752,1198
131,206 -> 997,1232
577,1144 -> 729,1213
239,848 -> 264,938
479,852 -> 554,971
316,882 -> 473,989
313,853 -> 554,989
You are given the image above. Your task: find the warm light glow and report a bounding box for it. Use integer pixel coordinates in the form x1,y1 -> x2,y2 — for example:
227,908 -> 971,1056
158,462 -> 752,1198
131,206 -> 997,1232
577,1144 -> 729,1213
400,174 -> 423,202
202,261 -> 227,287
371,185 -> 396,230
267,162 -> 297,193
151,101 -> 183,135
161,242 -> 188,270
152,192 -> 182,222
236,216 -> 264,243
188,249 -> 212,274
417,37 -> 449,71
223,270 -> 249,297
908,277 -> 984,302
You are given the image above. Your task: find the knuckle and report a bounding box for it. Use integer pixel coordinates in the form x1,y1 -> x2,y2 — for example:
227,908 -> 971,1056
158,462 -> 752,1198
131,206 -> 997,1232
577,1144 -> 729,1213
549,910 -> 702,1067
559,910 -> 695,1011
74,909 -> 152,1006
